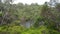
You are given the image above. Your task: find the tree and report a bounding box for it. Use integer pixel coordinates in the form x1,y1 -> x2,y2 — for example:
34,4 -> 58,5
0,0 -> 17,25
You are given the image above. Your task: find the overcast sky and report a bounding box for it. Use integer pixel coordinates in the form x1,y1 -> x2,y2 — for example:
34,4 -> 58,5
13,0 -> 50,5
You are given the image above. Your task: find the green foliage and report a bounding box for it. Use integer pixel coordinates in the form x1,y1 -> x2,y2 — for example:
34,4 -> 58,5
0,25 -> 59,34
0,1 -> 60,34
0,26 -> 49,34
0,11 -> 2,16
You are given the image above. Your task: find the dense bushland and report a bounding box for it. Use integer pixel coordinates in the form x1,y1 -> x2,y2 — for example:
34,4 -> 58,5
0,0 -> 60,34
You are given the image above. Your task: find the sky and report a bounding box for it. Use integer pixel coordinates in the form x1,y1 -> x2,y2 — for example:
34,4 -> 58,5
13,0 -> 50,5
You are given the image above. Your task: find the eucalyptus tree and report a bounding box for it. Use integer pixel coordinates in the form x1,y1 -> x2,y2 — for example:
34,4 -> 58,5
0,0 -> 17,25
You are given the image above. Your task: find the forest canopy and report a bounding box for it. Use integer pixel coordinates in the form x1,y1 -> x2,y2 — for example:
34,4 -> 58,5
0,0 -> 60,34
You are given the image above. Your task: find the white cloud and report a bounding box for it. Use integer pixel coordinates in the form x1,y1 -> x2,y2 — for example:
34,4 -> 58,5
13,0 -> 50,5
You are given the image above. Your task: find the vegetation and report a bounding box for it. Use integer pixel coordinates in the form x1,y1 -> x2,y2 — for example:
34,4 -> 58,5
0,0 -> 60,34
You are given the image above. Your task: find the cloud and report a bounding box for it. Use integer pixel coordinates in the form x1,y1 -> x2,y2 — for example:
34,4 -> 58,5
13,0 -> 50,5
